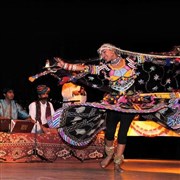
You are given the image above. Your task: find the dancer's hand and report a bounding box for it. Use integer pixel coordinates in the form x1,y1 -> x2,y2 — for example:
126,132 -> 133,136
54,57 -> 65,68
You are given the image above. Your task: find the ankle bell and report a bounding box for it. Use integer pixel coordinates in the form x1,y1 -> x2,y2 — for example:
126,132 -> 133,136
114,154 -> 124,165
105,146 -> 114,156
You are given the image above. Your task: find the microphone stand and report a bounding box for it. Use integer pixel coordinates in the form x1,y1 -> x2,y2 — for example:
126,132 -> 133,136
69,150 -> 84,162
13,120 -> 52,162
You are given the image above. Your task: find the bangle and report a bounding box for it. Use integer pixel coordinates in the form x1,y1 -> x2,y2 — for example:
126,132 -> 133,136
67,64 -> 73,71
84,65 -> 90,73
72,64 -> 77,71
61,62 -> 65,68
63,63 -> 68,69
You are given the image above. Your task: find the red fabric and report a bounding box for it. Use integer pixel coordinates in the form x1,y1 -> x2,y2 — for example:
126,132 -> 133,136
59,76 -> 70,85
0,131 -> 104,162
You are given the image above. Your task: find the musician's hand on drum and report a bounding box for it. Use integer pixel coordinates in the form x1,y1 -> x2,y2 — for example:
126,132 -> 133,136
54,57 -> 65,68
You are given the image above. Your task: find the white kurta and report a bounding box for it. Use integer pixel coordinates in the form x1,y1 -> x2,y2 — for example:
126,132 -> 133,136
29,101 -> 55,133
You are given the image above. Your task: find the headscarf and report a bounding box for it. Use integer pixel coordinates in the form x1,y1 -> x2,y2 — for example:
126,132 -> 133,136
97,43 -> 120,59
97,43 -> 119,54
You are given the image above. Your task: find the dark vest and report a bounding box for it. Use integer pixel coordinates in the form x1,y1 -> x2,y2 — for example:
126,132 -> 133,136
35,101 -> 51,127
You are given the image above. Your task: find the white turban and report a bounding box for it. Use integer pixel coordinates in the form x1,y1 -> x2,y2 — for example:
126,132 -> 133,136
97,43 -> 120,59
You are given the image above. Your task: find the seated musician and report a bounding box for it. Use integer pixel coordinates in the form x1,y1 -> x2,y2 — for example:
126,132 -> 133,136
0,87 -> 32,132
28,84 -> 55,133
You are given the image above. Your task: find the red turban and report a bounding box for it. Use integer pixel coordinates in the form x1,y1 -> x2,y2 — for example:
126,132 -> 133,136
36,85 -> 50,95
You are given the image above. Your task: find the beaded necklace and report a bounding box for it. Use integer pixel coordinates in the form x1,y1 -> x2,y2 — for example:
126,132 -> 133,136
110,57 -> 121,65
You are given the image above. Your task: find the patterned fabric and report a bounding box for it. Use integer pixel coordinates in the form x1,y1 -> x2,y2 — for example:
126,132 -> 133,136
167,99 -> 180,129
142,98 -> 180,131
49,104 -> 107,146
30,46 -> 180,146
49,99 -> 180,146
87,57 -> 137,93
135,61 -> 180,92
0,131 -> 104,162
47,56 -> 180,146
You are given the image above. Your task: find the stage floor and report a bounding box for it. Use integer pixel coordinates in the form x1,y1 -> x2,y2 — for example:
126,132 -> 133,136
0,159 -> 179,180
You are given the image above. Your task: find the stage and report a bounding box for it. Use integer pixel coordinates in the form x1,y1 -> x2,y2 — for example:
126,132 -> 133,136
0,121 -> 179,179
0,159 -> 179,180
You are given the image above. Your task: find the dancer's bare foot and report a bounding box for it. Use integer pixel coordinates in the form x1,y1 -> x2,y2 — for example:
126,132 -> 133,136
100,155 -> 113,168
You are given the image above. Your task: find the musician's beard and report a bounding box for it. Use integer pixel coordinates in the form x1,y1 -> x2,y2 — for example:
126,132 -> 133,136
39,97 -> 49,101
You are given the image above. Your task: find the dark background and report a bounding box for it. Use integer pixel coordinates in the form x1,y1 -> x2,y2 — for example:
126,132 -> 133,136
1,0 -> 180,159
1,0 -> 180,103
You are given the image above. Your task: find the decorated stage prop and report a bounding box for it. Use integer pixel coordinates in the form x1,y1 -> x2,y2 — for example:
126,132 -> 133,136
29,46 -> 180,146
